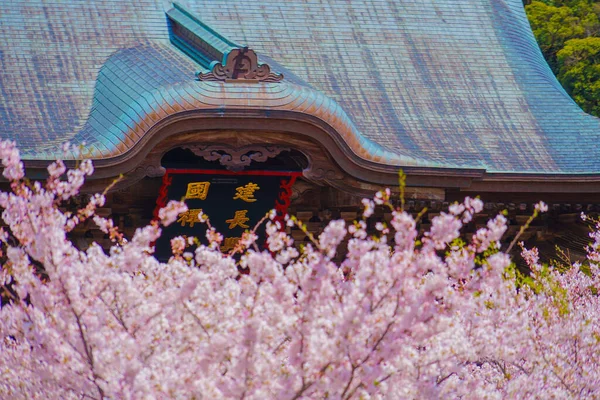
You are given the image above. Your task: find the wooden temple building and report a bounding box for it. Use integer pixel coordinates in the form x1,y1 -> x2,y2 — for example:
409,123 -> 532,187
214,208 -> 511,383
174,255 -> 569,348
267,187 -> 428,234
1,0 -> 600,261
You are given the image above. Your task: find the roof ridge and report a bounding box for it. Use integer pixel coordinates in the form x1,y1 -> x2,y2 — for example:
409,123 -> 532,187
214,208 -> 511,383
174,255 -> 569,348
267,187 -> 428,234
167,2 -> 239,68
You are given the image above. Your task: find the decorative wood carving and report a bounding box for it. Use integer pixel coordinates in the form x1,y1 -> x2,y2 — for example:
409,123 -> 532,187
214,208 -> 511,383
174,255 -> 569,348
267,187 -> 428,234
135,164 -> 166,178
89,156 -> 166,193
290,180 -> 318,201
182,144 -> 291,171
302,162 -> 345,182
196,47 -> 284,83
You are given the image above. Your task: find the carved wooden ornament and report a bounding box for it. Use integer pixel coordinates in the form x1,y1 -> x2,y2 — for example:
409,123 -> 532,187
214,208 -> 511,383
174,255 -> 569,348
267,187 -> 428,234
182,144 -> 290,171
197,47 -> 284,83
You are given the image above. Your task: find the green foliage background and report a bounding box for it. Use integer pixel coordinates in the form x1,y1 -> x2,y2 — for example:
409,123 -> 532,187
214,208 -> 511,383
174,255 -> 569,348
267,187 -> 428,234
524,0 -> 600,116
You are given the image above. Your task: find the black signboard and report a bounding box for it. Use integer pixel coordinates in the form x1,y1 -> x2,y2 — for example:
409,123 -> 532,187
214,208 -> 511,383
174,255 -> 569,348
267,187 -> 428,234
153,169 -> 300,260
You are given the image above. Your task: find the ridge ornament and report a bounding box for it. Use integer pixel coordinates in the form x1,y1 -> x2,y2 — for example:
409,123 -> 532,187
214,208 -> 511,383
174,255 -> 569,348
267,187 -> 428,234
197,47 -> 284,83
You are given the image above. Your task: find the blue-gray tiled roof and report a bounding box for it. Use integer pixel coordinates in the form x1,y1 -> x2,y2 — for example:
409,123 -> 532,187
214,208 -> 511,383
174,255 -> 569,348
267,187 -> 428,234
1,0 -> 599,174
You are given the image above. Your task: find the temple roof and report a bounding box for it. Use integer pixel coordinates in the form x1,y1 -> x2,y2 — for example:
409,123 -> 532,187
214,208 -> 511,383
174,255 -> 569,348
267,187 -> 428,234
1,0 -> 600,175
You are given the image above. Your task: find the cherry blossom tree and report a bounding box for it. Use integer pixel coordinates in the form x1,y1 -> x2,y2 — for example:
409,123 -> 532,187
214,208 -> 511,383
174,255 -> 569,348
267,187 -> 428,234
0,140 -> 598,399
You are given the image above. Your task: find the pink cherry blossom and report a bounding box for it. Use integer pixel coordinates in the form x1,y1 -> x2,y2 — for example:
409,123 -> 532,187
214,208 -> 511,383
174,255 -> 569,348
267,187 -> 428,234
0,140 -> 598,399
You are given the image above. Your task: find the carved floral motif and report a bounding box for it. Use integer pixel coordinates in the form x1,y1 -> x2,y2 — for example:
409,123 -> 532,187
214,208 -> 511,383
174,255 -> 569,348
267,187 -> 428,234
197,47 -> 283,83
182,144 -> 291,171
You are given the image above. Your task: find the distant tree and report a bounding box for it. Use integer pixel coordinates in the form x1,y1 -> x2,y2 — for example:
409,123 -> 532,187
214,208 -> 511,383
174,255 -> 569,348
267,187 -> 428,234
525,1 -> 599,72
528,0 -> 597,7
557,37 -> 600,115
525,0 -> 600,115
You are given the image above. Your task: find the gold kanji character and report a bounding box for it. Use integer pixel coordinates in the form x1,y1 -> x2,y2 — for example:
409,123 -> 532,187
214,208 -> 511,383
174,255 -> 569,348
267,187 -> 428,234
185,182 -> 210,200
221,237 -> 240,252
226,210 -> 250,229
177,209 -> 203,227
233,182 -> 260,203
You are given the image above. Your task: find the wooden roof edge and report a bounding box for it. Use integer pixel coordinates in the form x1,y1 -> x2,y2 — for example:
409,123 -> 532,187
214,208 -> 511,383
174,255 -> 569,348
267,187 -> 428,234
15,108 -> 600,196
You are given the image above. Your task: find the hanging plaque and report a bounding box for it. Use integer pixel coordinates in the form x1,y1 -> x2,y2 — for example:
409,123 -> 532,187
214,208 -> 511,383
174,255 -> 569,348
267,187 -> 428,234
153,169 -> 300,260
